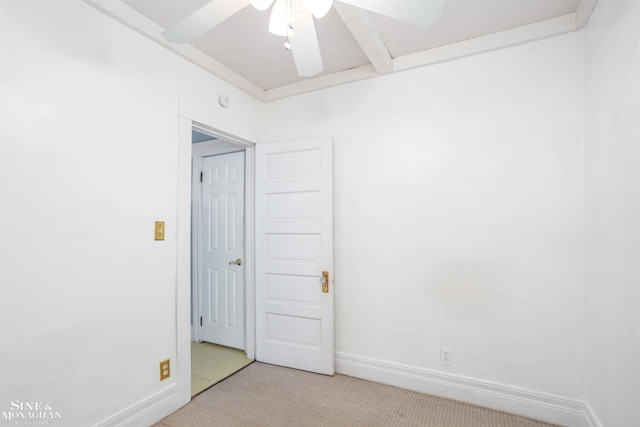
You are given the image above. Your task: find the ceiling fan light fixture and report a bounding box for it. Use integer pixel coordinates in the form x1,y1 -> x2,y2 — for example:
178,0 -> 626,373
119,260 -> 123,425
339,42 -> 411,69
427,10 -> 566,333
304,0 -> 333,19
269,0 -> 293,37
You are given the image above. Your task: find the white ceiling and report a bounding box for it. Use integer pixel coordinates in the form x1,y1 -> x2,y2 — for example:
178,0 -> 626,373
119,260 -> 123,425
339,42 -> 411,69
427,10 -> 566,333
87,0 -> 596,101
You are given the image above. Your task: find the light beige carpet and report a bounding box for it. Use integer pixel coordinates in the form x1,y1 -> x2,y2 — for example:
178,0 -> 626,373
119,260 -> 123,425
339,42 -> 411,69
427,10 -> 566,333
190,342 -> 252,397
156,362 -> 562,427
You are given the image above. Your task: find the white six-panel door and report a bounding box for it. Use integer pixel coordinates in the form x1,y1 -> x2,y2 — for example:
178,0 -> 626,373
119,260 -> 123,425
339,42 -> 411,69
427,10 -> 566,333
200,152 -> 245,349
255,136 -> 334,375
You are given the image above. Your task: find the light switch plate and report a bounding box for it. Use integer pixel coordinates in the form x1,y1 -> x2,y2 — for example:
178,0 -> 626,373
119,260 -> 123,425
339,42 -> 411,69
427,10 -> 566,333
155,221 -> 165,241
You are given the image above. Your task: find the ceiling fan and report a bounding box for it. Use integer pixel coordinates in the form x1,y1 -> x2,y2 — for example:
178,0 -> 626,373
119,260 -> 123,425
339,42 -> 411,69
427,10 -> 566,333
162,0 -> 445,77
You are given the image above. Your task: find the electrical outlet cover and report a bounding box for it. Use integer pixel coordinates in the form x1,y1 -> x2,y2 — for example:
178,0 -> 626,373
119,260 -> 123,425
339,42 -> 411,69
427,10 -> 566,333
160,359 -> 170,381
440,347 -> 452,366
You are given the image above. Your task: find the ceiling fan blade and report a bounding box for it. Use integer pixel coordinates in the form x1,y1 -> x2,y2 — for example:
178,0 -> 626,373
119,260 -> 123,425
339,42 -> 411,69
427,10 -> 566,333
250,0 -> 275,11
162,0 -> 250,44
288,10 -> 323,77
337,0 -> 444,28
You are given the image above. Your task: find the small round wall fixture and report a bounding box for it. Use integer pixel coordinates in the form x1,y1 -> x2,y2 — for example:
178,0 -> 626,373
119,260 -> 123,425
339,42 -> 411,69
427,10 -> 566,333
218,94 -> 230,108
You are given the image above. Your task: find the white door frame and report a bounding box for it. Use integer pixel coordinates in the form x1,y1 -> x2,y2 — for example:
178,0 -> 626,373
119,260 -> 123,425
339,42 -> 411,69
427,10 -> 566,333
175,98 -> 260,405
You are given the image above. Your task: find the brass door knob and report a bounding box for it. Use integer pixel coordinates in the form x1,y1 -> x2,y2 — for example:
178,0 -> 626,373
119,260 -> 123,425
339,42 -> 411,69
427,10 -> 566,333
321,271 -> 329,293
229,259 -> 243,266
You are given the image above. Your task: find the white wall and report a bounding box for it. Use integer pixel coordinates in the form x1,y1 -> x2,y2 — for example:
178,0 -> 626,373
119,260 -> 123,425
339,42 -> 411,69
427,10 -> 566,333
3,0 -> 638,425
267,32 -> 585,403
0,2 -> 264,426
583,0 -> 640,426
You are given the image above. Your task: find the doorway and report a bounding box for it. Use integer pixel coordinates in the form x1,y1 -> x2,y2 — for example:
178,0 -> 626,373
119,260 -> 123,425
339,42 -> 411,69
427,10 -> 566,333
174,105 -> 333,406
190,128 -> 253,396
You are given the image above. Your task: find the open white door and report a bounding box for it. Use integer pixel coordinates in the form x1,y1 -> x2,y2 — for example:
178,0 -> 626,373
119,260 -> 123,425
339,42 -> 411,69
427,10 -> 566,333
200,152 -> 245,349
255,136 -> 334,375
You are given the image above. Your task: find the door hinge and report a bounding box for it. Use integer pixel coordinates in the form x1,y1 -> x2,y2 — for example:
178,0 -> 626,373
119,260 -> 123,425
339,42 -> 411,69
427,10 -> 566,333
200,316 -> 203,327
200,171 -> 203,182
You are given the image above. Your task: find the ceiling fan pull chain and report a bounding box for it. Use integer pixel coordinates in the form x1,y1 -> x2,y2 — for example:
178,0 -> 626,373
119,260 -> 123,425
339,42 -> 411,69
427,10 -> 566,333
287,0 -> 294,31
284,0 -> 294,50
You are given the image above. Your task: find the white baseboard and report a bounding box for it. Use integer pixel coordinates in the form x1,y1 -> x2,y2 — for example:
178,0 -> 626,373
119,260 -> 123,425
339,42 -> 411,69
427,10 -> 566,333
335,352 -> 595,427
94,385 -> 186,427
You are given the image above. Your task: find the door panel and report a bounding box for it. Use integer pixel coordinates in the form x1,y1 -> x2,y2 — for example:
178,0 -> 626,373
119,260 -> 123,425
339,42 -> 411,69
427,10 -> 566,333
200,151 -> 245,349
255,136 -> 334,375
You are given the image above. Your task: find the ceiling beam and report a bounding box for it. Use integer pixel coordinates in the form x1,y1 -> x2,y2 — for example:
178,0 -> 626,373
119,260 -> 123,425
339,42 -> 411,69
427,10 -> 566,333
333,2 -> 393,75
394,14 -> 576,74
266,14 -> 577,102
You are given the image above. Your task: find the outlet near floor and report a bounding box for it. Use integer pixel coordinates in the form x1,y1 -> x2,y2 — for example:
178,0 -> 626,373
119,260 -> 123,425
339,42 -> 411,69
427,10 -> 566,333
440,347 -> 452,366
160,359 -> 170,381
